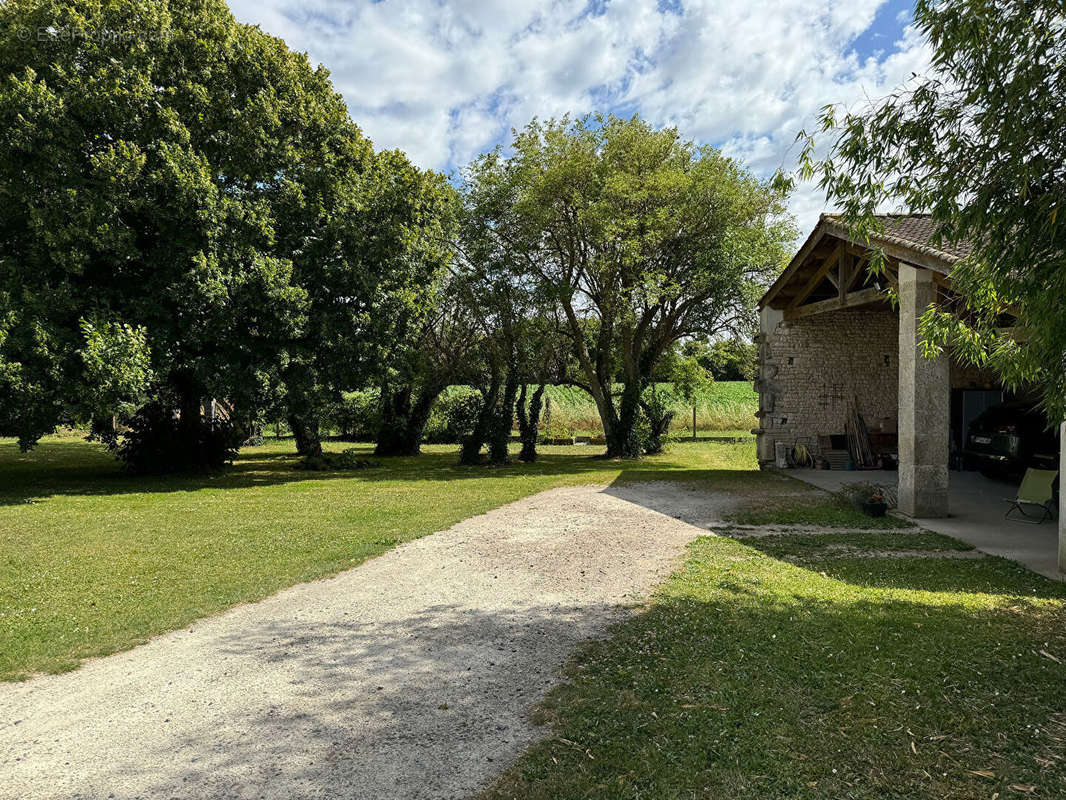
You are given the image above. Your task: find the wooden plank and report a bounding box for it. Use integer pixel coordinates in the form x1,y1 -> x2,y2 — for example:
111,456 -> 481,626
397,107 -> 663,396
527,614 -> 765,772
784,286 -> 887,321
842,254 -> 868,294
838,251 -> 851,302
761,225 -> 829,308
882,260 -> 899,290
787,242 -> 844,309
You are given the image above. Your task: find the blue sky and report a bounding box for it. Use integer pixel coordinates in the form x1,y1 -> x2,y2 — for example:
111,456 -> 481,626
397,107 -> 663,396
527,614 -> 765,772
225,0 -> 930,234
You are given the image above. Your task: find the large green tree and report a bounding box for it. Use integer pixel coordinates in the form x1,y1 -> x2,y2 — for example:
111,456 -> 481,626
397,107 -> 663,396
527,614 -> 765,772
373,272 -> 481,458
465,115 -> 792,458
0,0 -> 450,464
278,149 -> 456,457
0,0 -> 308,452
798,0 -> 1066,422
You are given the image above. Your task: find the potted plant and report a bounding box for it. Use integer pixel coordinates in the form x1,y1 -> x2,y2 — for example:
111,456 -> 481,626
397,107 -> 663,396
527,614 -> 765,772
857,488 -> 888,517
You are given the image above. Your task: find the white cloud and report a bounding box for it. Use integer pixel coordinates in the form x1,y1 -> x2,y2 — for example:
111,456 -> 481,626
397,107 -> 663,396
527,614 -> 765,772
226,0 -> 932,236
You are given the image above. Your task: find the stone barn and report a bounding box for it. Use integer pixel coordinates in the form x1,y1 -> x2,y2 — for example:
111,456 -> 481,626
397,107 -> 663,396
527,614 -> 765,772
754,214 -> 1004,519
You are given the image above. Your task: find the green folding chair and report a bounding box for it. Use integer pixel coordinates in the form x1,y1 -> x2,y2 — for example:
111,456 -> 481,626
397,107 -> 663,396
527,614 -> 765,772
1004,468 -> 1058,524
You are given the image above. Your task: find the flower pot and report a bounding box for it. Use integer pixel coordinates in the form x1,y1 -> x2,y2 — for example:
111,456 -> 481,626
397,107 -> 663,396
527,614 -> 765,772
861,500 -> 888,517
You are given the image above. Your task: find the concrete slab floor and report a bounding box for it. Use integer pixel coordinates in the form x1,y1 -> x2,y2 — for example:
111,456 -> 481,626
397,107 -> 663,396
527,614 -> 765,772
790,468 -> 1063,581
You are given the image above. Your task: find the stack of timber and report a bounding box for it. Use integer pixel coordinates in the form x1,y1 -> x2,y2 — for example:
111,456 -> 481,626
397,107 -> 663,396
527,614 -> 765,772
845,399 -> 878,469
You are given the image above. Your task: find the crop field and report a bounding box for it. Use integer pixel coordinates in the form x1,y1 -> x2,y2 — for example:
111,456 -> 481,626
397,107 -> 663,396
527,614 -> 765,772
537,381 -> 758,437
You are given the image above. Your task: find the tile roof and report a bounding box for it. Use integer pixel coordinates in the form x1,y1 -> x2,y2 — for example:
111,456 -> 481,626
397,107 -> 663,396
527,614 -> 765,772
824,213 -> 973,264
759,213 -> 973,309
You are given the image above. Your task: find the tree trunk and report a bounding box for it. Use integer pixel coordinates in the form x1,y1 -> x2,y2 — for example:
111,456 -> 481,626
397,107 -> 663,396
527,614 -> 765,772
460,373 -> 502,466
288,413 -> 322,457
558,295 -> 619,454
176,390 -> 207,466
178,392 -> 202,439
376,386 -> 413,457
516,383 -> 546,462
375,384 -> 442,457
605,378 -> 642,459
488,370 -> 519,466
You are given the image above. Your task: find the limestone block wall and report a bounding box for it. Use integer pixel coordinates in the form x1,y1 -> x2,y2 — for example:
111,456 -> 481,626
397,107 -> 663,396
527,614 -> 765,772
755,308 -> 899,465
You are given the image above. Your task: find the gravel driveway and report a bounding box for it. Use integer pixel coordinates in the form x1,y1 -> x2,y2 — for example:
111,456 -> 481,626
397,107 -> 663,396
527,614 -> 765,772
0,482 -> 725,799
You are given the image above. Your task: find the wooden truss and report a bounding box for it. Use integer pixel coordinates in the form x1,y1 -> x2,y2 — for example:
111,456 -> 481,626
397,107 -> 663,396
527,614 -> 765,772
783,242 -> 895,321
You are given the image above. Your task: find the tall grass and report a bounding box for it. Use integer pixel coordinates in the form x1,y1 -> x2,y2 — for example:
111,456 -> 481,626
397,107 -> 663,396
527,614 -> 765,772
539,382 -> 757,436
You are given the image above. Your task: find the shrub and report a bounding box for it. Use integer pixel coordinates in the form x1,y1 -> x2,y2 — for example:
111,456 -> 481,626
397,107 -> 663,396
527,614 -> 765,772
637,385 -> 679,455
333,390 -> 381,441
424,388 -> 482,444
105,402 -> 243,474
295,449 -> 380,471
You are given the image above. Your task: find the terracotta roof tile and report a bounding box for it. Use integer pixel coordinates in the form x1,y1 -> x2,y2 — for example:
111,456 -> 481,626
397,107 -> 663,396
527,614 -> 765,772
825,213 -> 973,264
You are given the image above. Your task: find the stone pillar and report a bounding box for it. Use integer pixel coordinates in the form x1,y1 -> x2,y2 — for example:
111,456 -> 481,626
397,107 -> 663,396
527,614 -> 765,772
755,306 -> 784,466
1059,421 -> 1065,574
897,264 -> 950,517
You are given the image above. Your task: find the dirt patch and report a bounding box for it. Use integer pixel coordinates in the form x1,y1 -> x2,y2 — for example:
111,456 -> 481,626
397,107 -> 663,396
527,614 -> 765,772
0,483 -> 725,800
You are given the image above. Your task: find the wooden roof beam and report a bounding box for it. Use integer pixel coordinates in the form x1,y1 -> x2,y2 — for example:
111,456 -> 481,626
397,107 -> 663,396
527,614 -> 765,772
784,286 -> 887,321
787,242 -> 844,310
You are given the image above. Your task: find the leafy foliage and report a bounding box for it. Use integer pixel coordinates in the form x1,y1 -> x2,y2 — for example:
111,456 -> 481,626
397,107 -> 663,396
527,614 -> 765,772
0,0 -> 314,445
464,115 -> 792,457
77,319 -> 153,422
107,402 -> 243,475
680,337 -> 757,382
423,387 -> 484,444
0,0 -> 455,468
375,272 -> 482,457
334,390 -> 382,442
797,0 -> 1066,421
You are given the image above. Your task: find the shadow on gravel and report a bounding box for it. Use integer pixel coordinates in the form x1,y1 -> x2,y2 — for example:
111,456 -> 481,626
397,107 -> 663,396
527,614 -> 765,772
61,602 -> 624,800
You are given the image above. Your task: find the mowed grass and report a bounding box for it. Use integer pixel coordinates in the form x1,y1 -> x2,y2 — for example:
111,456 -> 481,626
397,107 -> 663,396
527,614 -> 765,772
9,434 -> 1066,799
727,493 -> 915,529
0,435 -> 758,680
482,525 -> 1066,799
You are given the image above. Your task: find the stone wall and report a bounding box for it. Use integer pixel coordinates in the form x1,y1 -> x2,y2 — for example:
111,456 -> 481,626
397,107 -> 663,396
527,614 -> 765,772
950,358 -> 1001,390
755,308 -> 899,465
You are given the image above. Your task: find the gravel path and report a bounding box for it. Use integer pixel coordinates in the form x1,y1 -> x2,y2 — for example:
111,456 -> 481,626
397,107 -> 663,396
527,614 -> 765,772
0,482 -> 724,800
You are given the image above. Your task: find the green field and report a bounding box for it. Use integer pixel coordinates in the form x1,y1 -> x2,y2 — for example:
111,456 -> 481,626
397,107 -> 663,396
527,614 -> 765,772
538,381 -> 757,436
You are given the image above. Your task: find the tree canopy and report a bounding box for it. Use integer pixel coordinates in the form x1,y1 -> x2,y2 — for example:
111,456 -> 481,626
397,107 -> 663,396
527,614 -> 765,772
0,0 -> 452,464
0,4 -> 785,466
798,0 -> 1066,422
464,115 -> 792,457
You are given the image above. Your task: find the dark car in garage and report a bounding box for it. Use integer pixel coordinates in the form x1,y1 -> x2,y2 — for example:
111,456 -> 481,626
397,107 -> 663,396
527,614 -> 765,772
965,400 -> 1060,479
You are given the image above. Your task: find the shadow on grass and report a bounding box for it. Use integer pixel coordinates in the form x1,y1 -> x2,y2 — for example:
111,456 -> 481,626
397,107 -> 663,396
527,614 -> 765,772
482,543 -> 1066,800
15,561 -> 1065,800
0,438 -> 764,506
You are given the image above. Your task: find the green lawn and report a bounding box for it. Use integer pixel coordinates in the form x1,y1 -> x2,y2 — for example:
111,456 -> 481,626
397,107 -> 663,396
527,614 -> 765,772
0,435 -> 757,680
7,434 -> 1065,799
482,525 -> 1066,799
